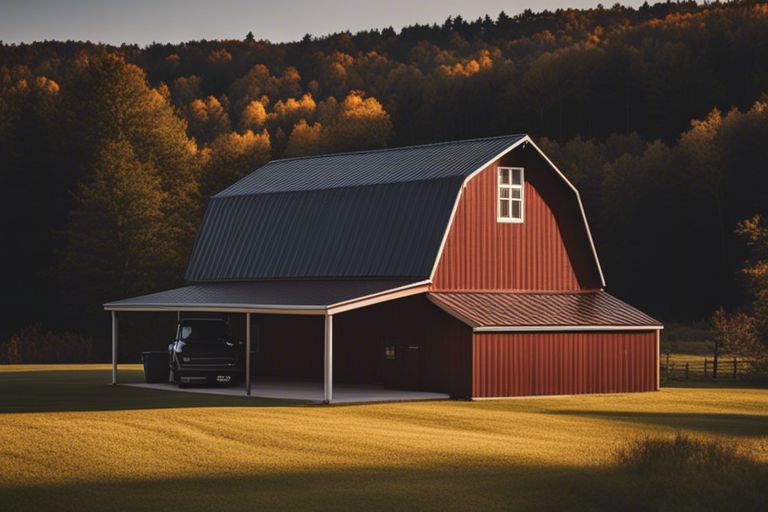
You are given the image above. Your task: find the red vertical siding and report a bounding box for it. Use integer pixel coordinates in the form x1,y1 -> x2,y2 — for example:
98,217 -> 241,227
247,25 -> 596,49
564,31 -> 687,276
432,145 -> 602,291
335,295 -> 473,397
472,331 -> 658,398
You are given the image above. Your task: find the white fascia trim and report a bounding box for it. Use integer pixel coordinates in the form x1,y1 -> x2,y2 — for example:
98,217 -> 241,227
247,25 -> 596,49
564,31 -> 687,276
104,280 -> 433,316
474,325 -> 664,333
427,135 -> 607,288
429,137 -> 529,280
327,280 -> 432,314
103,304 -> 327,315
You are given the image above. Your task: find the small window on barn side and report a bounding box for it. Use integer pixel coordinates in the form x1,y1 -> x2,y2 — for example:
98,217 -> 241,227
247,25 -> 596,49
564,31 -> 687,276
498,167 -> 524,223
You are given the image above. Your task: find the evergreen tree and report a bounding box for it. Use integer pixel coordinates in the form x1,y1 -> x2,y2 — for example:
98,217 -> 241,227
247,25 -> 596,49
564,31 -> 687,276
61,139 -> 170,323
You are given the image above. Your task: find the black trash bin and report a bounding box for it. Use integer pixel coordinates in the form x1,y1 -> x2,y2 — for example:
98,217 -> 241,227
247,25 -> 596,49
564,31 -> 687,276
142,351 -> 169,383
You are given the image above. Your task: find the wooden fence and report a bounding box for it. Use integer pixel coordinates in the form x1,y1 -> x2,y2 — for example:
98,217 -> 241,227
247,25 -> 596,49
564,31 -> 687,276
660,355 -> 750,381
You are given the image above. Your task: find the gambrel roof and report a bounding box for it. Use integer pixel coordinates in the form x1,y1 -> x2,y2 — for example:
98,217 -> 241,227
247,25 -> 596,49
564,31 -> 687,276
184,134 -> 604,285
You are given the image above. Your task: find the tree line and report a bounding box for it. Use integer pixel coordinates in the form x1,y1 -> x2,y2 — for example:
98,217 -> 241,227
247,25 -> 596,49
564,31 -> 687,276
2,1 -> 768,358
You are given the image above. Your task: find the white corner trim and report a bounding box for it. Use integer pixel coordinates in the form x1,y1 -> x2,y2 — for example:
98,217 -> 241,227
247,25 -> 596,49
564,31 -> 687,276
473,325 -> 664,333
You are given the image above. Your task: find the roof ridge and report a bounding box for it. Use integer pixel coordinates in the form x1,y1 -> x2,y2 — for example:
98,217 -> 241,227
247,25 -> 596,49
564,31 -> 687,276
213,175 -> 464,199
261,133 -> 527,166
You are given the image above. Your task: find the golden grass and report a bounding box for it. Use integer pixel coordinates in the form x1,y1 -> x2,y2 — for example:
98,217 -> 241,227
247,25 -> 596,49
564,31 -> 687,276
0,365 -> 766,511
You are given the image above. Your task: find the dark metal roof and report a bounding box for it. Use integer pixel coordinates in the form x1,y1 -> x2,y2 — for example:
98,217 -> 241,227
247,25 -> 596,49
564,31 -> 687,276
215,134 -> 526,197
428,291 -> 662,328
105,279 -> 424,311
186,178 -> 463,281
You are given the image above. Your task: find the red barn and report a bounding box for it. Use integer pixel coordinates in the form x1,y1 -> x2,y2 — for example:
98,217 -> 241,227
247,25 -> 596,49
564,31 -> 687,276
105,135 -> 662,402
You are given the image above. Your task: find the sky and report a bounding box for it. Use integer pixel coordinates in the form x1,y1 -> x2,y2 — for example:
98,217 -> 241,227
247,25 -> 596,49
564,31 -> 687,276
2,0 -> 651,46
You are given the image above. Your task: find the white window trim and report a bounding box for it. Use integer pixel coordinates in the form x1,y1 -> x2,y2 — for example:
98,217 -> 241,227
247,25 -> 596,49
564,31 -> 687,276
497,166 -> 524,223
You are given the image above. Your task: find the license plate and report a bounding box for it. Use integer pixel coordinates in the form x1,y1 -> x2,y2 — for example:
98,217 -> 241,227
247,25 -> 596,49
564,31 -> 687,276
216,375 -> 231,383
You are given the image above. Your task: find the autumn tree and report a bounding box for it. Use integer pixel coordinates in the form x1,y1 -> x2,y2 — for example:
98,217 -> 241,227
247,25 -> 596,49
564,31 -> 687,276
239,98 -> 268,132
186,95 -> 232,143
737,216 -> 768,343
284,119 -> 324,157
56,54 -> 202,331
318,91 -> 392,153
201,130 -> 271,198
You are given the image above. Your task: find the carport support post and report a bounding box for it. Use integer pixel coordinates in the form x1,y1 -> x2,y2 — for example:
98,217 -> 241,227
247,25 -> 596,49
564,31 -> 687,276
324,314 -> 333,404
246,312 -> 251,397
111,311 -> 117,385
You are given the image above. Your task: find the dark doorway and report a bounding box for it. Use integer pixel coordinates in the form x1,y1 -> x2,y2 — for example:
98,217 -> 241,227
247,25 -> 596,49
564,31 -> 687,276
382,341 -> 422,390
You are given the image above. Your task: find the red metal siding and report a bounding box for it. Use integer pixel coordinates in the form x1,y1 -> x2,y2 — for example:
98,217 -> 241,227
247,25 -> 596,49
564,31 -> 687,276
432,145 -> 602,291
472,331 -> 658,397
335,295 -> 473,397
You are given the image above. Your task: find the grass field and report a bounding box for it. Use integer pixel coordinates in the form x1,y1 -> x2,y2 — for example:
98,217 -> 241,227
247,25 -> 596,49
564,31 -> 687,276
1,365 -> 767,511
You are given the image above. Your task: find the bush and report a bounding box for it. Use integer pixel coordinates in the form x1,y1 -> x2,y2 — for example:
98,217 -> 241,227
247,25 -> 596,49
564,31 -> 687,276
0,326 -> 94,363
594,434 -> 768,512
617,433 -> 746,473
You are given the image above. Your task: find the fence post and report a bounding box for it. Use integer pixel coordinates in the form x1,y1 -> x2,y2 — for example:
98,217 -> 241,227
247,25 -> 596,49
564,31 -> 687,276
685,363 -> 689,380
666,353 -> 670,381
704,358 -> 708,378
733,357 -> 737,379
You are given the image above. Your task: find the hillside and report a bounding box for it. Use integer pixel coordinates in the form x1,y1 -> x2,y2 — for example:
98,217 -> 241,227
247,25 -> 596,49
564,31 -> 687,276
2,2 -> 768,344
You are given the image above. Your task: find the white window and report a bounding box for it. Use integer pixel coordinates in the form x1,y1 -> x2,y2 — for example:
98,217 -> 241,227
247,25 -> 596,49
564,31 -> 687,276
497,167 -> 524,223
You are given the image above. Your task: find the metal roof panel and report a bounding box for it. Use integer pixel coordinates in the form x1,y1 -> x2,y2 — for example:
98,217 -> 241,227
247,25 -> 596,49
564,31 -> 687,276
186,177 -> 463,281
105,279 -> 423,310
428,291 -> 662,328
215,134 -> 525,196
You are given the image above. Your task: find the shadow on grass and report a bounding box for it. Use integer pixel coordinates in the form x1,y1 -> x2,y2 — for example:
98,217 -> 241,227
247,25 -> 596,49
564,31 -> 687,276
2,456 -> 766,512
547,409 -> 768,437
0,368 -> 307,413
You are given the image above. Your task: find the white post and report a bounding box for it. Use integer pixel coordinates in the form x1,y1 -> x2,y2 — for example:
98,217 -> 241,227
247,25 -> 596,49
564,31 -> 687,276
324,314 -> 333,404
245,312 -> 251,397
111,311 -> 118,385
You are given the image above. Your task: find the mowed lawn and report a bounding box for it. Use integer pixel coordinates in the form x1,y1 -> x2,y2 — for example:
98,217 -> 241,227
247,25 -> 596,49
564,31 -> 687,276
1,365 -> 767,511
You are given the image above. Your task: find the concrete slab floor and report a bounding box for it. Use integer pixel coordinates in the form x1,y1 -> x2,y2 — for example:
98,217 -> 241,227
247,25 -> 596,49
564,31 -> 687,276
125,380 -> 451,404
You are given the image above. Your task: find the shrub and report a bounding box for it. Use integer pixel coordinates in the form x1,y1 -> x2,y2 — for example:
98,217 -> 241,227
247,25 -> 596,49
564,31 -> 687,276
596,434 -> 768,512
0,326 -> 94,363
617,433 -> 745,473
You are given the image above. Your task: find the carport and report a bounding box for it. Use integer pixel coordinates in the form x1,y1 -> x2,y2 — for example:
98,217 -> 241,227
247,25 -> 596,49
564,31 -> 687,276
104,279 -> 433,403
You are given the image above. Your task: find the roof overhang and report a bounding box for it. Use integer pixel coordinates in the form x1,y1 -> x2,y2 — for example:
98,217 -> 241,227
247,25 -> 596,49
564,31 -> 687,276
428,291 -> 662,332
473,325 -> 663,333
104,280 -> 431,316
429,134 -> 606,288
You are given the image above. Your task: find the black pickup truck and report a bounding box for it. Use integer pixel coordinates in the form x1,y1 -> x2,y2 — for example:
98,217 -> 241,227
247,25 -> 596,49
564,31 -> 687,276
169,318 -> 244,387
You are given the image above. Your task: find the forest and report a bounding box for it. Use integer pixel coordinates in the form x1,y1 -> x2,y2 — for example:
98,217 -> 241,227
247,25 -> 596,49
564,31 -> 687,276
2,1 -> 768,361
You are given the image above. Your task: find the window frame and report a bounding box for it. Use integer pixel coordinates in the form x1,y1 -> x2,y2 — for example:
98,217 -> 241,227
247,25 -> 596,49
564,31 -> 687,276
497,166 -> 525,223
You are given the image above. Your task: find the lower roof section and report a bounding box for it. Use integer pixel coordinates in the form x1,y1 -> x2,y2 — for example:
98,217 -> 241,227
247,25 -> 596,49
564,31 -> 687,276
428,291 -> 662,331
104,279 -> 430,315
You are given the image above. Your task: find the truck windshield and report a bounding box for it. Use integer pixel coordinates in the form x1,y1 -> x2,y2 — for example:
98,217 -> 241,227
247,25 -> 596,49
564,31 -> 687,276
180,321 -> 230,344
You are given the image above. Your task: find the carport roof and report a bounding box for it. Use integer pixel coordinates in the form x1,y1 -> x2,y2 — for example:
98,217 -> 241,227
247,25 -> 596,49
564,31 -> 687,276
428,291 -> 663,331
104,279 -> 430,315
